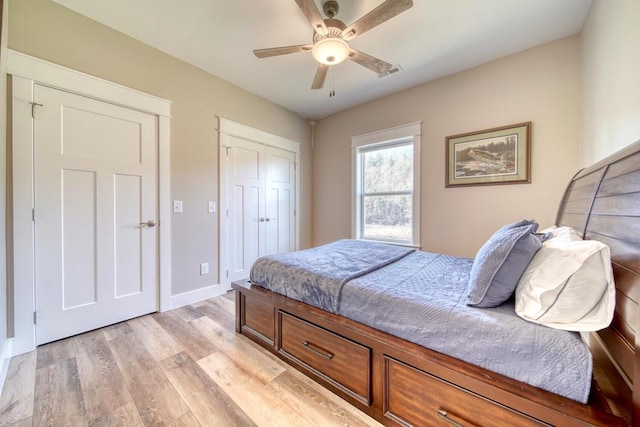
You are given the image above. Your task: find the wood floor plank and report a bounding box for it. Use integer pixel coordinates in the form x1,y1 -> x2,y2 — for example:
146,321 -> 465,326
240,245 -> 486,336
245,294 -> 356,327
102,321 -> 134,342
36,337 -> 75,369
222,290 -> 235,302
0,351 -> 37,426
172,305 -> 205,323
127,315 -> 183,361
278,360 -> 385,426
108,330 -> 190,425
89,401 -> 144,427
3,416 -> 33,427
194,300 -> 235,331
190,316 -> 285,384
208,293 -> 235,315
74,330 -> 133,422
33,358 -> 88,426
170,411 -> 202,427
198,351 -> 312,427
269,370 -> 383,427
160,351 -> 257,427
151,311 -> 218,361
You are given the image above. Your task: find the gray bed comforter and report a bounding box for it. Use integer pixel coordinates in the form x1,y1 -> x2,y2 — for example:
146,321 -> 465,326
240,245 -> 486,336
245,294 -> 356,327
249,239 -> 414,312
250,240 -> 592,403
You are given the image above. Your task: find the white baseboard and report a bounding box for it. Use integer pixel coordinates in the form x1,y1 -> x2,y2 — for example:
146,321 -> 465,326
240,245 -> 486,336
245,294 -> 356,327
168,284 -> 231,311
0,338 -> 14,398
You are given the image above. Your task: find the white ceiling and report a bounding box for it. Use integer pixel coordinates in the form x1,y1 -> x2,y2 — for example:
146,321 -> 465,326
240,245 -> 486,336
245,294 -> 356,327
52,0 -> 593,119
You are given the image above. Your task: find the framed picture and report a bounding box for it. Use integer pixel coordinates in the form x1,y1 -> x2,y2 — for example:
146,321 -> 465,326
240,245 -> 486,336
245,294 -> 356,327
445,122 -> 531,187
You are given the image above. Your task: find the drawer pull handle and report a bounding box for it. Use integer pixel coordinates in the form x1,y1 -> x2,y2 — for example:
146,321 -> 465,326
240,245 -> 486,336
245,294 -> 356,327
302,341 -> 334,360
437,409 -> 469,427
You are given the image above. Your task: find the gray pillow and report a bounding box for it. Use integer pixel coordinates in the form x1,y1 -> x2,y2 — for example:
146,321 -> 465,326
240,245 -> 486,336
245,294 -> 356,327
495,219 -> 537,233
467,221 -> 541,308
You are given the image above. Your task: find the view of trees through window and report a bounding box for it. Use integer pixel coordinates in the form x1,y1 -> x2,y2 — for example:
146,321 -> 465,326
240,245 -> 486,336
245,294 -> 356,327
361,143 -> 413,242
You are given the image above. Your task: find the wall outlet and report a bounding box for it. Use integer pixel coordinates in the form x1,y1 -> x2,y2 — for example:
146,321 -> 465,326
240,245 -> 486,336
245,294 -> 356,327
200,262 -> 209,275
173,200 -> 183,213
208,201 -> 216,213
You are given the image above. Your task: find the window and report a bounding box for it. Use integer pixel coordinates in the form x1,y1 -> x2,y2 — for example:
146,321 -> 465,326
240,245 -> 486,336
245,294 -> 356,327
352,123 -> 421,246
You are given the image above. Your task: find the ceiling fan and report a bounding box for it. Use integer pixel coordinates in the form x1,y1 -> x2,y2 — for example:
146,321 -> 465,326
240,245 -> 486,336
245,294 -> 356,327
253,0 -> 413,91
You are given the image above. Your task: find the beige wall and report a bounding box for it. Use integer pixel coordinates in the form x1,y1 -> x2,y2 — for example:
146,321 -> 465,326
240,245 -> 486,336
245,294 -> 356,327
581,0 -> 640,165
313,36 -> 581,258
6,0 -> 312,298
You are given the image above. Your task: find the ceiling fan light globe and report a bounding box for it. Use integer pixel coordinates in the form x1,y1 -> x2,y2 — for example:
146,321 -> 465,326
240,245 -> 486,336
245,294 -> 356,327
312,38 -> 349,65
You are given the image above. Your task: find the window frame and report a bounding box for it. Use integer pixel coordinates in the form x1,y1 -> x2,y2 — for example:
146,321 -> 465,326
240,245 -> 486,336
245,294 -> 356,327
351,122 -> 421,248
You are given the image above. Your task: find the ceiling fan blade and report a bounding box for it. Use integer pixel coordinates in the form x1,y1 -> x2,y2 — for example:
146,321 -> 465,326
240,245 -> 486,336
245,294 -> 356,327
295,0 -> 328,35
311,64 -> 329,89
349,49 -> 393,75
342,0 -> 413,41
254,45 -> 313,58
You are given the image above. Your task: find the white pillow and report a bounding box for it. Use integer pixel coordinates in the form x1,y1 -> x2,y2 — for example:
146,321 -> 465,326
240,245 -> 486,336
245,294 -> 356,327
514,230 -> 615,331
538,225 -> 583,241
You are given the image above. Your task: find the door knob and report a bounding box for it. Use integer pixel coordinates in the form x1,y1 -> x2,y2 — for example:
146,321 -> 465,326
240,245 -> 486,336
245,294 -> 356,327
259,217 -> 265,222
140,220 -> 157,227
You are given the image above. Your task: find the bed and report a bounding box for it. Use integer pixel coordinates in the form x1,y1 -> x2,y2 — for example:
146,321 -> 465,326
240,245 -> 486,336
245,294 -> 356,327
232,139 -> 640,426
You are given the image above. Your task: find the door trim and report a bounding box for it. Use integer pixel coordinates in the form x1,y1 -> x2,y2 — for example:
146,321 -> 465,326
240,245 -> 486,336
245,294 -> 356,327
218,117 -> 301,287
7,50 -> 172,355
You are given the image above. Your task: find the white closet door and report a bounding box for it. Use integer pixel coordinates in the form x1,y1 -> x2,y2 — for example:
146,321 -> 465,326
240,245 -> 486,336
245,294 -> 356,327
226,136 -> 266,283
265,146 -> 297,255
34,84 -> 158,345
221,124 -> 298,285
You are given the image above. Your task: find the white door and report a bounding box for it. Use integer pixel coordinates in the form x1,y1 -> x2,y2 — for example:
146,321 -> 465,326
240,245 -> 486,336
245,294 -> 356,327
226,137 -> 265,282
224,137 -> 297,284
265,146 -> 296,255
34,84 -> 158,345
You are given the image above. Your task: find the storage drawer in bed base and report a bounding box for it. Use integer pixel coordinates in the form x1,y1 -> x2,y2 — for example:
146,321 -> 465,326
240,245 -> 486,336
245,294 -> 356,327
278,311 -> 371,405
384,356 -> 546,427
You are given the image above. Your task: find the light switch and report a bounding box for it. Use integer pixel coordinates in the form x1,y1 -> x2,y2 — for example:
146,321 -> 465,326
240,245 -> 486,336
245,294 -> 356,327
208,201 -> 216,213
173,200 -> 183,213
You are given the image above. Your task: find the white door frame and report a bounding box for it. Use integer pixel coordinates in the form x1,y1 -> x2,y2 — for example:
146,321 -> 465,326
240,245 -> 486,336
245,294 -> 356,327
6,50 -> 172,355
218,117 -> 300,287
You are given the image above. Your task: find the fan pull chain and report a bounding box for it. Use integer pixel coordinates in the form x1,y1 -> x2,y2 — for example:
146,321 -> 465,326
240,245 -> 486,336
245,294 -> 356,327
329,66 -> 336,98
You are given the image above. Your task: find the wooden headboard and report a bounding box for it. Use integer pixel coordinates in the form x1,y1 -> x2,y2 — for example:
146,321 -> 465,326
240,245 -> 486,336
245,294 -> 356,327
556,139 -> 640,425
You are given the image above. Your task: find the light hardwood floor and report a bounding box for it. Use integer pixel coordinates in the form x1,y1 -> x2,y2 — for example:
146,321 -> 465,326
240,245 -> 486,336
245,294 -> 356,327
0,291 -> 383,427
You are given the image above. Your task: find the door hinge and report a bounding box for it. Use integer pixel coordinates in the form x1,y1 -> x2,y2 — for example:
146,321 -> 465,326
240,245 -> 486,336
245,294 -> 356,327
226,209 -> 229,217
225,146 -> 231,156
33,311 -> 38,325
32,208 -> 37,221
30,102 -> 44,119
226,270 -> 229,278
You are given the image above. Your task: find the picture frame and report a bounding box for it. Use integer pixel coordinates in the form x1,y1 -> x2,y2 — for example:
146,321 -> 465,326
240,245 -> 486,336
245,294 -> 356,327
445,122 -> 531,187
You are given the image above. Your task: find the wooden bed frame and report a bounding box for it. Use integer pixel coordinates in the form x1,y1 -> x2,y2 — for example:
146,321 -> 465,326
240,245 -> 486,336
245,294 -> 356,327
233,139 -> 640,426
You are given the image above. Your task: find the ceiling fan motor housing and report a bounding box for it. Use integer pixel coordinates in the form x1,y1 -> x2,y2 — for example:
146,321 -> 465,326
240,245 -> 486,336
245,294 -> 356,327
313,18 -> 346,42
322,0 -> 340,18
